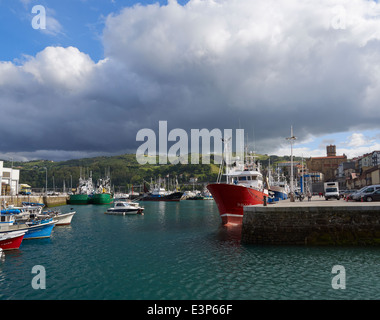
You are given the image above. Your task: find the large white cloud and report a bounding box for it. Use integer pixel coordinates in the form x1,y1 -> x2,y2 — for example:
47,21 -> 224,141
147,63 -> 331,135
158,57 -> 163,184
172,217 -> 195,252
1,0 -> 380,160
102,0 -> 380,127
22,46 -> 95,90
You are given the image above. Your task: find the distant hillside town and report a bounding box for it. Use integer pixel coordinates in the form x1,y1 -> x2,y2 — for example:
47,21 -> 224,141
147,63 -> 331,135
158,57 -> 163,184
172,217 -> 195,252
287,145 -> 380,194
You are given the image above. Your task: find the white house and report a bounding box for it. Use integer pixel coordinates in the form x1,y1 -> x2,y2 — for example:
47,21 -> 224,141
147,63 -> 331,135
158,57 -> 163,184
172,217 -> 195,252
0,161 -> 20,196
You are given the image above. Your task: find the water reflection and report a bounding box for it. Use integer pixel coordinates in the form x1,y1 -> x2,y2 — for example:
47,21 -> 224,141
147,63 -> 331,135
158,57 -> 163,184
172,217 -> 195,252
2,201 -> 380,300
215,224 -> 242,244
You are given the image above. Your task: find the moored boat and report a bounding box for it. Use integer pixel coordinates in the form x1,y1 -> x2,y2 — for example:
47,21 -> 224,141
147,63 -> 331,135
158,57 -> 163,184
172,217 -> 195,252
207,144 -> 268,225
93,175 -> 113,204
23,218 -> 56,239
69,173 -> 94,204
69,194 -> 92,205
93,193 -> 113,204
141,190 -> 183,201
267,166 -> 290,203
12,203 -> 76,226
186,192 -> 204,200
201,188 -> 213,200
106,201 -> 144,215
141,178 -> 183,202
50,211 -> 75,226
0,231 -> 26,250
38,210 -> 76,226
0,214 -> 56,240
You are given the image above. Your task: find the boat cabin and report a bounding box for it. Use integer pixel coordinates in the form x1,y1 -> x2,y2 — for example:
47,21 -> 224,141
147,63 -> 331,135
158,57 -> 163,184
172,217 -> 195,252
0,214 -> 15,232
226,170 -> 264,190
113,201 -> 140,208
151,187 -> 168,197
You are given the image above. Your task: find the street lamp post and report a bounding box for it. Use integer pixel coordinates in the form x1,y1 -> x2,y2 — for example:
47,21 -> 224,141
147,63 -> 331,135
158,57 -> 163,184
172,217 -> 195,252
10,157 -> 13,196
286,126 -> 297,202
44,167 -> 47,195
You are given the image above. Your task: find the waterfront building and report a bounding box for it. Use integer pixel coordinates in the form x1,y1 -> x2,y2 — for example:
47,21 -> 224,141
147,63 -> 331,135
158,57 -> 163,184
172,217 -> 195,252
306,145 -> 347,181
336,161 -> 356,189
0,161 -> 20,196
365,165 -> 380,185
357,151 -> 380,173
277,161 -> 301,176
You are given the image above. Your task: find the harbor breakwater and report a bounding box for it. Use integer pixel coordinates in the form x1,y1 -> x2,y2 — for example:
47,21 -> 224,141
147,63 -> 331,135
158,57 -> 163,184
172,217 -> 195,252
1,195 -> 68,207
242,198 -> 380,245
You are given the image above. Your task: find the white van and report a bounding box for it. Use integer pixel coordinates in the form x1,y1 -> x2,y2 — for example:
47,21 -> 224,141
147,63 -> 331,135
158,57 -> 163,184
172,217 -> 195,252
324,182 -> 340,200
351,185 -> 380,201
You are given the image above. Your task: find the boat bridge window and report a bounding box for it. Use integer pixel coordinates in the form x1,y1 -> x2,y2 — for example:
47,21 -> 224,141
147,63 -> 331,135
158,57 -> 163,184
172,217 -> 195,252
237,176 -> 259,181
0,216 -> 10,222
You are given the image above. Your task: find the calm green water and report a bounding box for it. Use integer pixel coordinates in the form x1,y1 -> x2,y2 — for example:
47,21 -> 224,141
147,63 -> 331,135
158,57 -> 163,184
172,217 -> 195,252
0,200 -> 379,300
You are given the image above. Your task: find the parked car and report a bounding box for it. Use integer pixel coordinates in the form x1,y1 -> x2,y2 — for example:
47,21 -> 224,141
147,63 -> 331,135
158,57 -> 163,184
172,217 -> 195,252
352,185 -> 380,201
361,189 -> 380,202
342,190 -> 355,199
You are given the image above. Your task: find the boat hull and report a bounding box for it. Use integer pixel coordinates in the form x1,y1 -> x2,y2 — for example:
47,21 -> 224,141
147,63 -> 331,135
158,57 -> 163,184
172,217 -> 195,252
141,191 -> 183,202
268,189 -> 288,202
93,193 -> 113,205
207,183 -> 265,225
0,232 -> 25,250
23,221 -> 56,239
106,208 -> 142,215
55,212 -> 75,225
0,220 -> 56,240
69,194 -> 90,205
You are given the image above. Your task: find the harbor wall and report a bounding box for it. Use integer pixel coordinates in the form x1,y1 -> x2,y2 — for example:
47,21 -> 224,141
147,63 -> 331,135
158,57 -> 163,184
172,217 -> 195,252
242,204 -> 380,245
1,195 -> 68,208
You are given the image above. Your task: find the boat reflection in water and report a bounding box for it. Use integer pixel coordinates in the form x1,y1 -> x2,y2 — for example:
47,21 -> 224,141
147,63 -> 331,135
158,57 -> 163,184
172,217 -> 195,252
215,223 -> 242,244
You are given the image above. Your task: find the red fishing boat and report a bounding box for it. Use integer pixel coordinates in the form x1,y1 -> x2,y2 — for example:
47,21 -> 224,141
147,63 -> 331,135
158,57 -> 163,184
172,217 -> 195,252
0,231 -> 26,250
207,147 -> 268,225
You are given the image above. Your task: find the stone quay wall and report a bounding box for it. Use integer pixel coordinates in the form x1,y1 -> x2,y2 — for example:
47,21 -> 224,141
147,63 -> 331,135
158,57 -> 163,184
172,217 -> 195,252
242,202 -> 380,246
1,195 -> 68,208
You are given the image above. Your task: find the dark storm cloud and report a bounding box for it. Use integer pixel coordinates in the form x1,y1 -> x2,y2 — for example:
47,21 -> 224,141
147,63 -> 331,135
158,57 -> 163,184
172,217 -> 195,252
1,0 -> 380,160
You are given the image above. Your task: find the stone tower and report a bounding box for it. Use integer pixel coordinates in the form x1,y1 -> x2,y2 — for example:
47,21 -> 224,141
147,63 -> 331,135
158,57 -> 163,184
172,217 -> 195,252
326,145 -> 336,157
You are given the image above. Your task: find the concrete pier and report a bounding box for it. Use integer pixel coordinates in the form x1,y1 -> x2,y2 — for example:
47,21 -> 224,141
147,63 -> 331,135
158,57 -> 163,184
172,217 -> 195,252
242,197 -> 380,245
1,195 -> 68,208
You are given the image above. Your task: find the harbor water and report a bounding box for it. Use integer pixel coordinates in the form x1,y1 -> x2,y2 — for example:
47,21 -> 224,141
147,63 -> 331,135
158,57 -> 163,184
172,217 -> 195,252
1,200 -> 379,300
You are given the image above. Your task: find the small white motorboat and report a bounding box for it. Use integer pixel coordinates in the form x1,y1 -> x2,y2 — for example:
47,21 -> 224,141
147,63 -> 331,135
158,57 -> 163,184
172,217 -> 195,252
37,210 -> 76,226
106,201 -> 144,216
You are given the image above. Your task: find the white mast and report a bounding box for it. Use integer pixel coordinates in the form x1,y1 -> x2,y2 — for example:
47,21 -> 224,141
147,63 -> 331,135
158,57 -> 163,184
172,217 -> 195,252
301,154 -> 304,194
286,126 -> 297,201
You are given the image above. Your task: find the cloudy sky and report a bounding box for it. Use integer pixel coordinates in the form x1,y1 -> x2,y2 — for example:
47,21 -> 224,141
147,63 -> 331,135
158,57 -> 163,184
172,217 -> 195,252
1,0 -> 380,162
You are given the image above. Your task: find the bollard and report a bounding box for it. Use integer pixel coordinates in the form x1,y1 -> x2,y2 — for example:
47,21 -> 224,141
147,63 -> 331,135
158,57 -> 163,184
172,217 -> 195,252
263,195 -> 267,206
